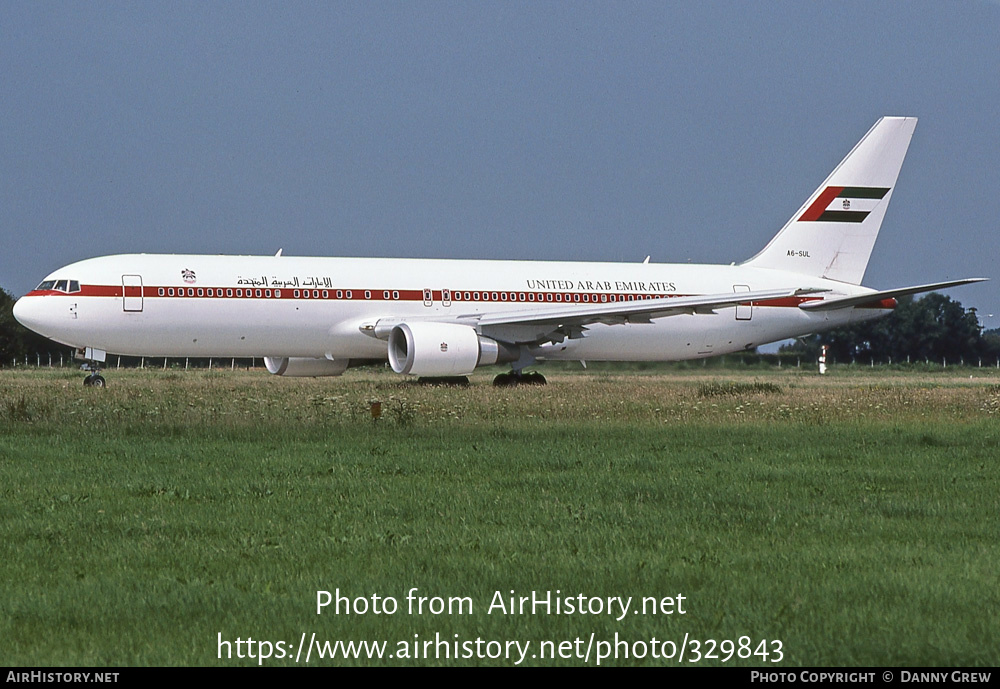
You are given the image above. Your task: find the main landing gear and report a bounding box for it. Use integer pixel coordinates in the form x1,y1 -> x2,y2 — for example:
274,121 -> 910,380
492,370 -> 547,387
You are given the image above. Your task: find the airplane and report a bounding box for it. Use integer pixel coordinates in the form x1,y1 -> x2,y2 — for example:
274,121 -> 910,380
13,116 -> 985,387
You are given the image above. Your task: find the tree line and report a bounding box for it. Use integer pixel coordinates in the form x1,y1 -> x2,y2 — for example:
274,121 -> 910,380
780,292 -> 1000,364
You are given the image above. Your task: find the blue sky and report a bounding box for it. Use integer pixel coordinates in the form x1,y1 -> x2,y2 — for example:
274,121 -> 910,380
2,2 -> 998,327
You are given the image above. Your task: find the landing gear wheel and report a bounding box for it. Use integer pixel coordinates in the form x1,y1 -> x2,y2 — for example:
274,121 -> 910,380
84,374 -> 106,388
493,372 -> 516,387
493,371 -> 547,387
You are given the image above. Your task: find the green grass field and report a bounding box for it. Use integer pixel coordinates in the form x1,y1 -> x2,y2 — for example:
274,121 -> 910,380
1,366 -> 998,666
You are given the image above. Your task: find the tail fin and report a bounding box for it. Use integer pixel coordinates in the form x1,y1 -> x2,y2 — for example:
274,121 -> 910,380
743,117 -> 917,285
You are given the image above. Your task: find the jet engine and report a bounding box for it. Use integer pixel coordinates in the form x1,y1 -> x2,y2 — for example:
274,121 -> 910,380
264,356 -> 350,377
387,322 -> 516,376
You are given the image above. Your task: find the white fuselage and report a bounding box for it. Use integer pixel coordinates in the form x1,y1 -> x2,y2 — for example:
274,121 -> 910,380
13,253 -> 887,365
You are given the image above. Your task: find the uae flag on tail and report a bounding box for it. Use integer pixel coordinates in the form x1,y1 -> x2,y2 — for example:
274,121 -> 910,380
798,186 -> 890,223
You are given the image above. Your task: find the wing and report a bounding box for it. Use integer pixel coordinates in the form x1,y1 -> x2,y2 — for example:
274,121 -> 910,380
368,287 -> 824,345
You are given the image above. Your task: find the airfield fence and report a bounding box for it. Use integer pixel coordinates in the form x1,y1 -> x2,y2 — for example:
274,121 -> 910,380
5,351 -> 261,371
5,350 -> 1000,372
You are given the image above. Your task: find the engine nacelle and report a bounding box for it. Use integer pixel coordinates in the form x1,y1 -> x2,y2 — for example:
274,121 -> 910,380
387,322 -> 514,376
264,356 -> 350,377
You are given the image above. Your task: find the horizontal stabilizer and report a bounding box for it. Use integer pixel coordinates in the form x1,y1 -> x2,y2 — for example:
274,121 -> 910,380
798,278 -> 987,312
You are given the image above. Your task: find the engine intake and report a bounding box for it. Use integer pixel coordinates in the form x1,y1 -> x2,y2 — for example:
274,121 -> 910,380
387,323 -> 516,376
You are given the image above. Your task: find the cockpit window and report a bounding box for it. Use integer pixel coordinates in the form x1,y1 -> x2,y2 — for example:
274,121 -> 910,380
35,279 -> 81,293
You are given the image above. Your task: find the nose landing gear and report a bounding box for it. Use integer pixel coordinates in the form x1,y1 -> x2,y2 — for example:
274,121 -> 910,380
83,372 -> 106,387
80,360 -> 106,388
76,347 -> 108,388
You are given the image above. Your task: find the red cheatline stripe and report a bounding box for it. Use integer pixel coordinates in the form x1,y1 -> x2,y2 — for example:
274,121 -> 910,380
798,186 -> 844,222
24,287 -> 886,309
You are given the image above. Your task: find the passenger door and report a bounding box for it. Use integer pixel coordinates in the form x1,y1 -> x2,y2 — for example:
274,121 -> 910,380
123,275 -> 143,312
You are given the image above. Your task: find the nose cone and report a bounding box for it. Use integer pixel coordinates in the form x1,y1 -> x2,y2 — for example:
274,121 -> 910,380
13,296 -> 46,336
